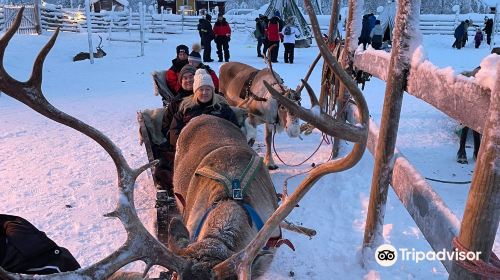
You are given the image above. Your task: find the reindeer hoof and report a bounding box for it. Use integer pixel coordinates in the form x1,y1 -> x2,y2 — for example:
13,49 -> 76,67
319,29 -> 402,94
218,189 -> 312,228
267,165 -> 279,170
248,138 -> 255,147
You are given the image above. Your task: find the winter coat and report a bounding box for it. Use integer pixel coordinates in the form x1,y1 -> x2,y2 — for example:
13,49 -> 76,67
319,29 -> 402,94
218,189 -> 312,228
358,15 -> 372,44
161,88 -> 194,140
213,19 -> 231,43
281,24 -> 299,44
474,31 -> 483,42
368,14 -> 377,31
370,24 -> 384,37
169,95 -> 239,147
483,19 -> 493,34
0,214 -> 80,275
166,58 -> 188,94
454,22 -> 466,39
267,17 -> 282,42
197,18 -> 214,43
254,19 -> 266,39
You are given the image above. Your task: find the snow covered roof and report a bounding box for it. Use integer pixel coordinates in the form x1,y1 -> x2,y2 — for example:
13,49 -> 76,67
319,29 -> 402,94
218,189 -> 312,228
90,0 -> 129,6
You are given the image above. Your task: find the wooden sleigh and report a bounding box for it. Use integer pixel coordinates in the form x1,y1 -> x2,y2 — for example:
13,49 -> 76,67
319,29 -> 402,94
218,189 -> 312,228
136,71 -> 178,245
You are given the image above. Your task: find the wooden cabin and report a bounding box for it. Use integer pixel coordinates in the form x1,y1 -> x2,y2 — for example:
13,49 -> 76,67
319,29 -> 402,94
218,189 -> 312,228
91,0 -> 128,12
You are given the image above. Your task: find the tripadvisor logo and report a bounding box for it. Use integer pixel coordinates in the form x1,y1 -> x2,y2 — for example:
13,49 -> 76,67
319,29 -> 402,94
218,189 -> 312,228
374,244 -> 482,267
375,244 -> 398,267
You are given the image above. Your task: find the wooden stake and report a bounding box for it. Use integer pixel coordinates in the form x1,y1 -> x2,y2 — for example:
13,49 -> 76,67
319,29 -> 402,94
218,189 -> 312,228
448,55 -> 500,280
362,0 -> 420,249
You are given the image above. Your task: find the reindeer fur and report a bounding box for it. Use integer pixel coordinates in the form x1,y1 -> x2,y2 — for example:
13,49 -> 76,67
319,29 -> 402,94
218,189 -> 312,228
219,62 -> 301,169
171,115 -> 279,279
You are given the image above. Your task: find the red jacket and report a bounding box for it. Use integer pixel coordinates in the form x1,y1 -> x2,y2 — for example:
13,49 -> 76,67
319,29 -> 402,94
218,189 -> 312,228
213,20 -> 231,37
166,70 -> 180,93
165,58 -> 187,94
267,22 -> 280,41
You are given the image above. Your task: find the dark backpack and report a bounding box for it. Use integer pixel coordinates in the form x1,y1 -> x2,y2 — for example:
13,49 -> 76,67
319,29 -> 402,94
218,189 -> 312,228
284,26 -> 292,35
0,215 -> 80,275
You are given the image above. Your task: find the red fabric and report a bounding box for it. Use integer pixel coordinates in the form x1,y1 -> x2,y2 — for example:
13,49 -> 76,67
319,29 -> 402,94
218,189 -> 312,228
267,22 -> 280,41
208,70 -> 219,91
213,23 -> 231,37
166,69 -> 180,93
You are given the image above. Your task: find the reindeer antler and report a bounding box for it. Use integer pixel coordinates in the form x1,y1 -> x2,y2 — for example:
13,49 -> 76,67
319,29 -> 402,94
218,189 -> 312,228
0,8 -> 189,279
212,1 -> 369,278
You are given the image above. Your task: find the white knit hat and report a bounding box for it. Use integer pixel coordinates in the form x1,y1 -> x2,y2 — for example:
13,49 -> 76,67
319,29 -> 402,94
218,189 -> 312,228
193,69 -> 214,92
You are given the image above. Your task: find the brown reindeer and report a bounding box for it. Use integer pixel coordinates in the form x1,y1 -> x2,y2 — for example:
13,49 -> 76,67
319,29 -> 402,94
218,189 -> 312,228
73,35 -> 106,62
0,2 -> 369,279
219,61 -> 301,170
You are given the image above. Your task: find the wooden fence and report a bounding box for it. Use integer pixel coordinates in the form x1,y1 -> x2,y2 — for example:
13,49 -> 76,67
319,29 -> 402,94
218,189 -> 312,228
334,0 -> 499,279
0,5 -> 498,36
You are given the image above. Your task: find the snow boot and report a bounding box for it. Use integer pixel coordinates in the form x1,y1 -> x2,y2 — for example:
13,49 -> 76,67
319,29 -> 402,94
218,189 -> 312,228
456,150 -> 468,164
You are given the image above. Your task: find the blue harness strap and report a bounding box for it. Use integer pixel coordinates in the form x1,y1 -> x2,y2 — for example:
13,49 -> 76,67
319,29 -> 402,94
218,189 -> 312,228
192,203 -> 263,241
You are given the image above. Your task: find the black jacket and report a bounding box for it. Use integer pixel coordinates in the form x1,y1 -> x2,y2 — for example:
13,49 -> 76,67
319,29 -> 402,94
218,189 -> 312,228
483,19 -> 493,34
161,88 -> 193,139
169,58 -> 188,73
197,18 -> 214,42
0,215 -> 80,274
169,99 -> 239,147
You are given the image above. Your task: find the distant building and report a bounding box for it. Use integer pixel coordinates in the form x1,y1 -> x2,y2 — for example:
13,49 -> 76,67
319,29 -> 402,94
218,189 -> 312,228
156,0 -> 226,14
91,0 -> 128,12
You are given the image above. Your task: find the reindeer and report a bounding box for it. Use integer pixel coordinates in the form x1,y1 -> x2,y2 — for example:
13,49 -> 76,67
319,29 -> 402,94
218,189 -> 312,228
219,61 -> 302,170
73,35 -> 106,62
0,3 -> 369,279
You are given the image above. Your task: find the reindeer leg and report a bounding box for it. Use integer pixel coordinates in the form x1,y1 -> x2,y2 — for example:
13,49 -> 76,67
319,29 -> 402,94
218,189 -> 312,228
264,123 -> 278,170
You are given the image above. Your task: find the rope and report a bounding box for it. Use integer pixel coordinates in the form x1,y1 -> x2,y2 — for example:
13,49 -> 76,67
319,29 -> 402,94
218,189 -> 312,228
452,237 -> 500,278
424,177 -> 472,184
272,126 -> 325,167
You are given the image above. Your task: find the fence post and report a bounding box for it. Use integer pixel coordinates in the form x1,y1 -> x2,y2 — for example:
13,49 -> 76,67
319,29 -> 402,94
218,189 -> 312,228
139,2 -> 145,56
84,0 -> 94,64
448,59 -> 500,280
128,7 -> 132,36
362,0 -> 421,251
34,0 -> 42,34
161,6 -> 164,42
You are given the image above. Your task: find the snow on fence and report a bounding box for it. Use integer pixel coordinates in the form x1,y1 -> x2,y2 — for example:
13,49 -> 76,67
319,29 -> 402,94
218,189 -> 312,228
352,49 -> 490,133
3,5 -> 498,36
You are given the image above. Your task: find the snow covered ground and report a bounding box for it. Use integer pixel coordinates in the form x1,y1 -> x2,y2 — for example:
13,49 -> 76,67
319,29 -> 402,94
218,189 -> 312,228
0,29 -> 498,279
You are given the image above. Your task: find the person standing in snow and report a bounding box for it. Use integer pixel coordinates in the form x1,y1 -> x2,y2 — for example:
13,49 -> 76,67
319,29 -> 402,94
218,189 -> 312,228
267,10 -> 283,63
452,21 -> 466,49
474,27 -> 483,48
483,16 -> 493,45
461,20 -> 471,48
254,14 -> 266,57
213,13 -> 231,62
281,17 -> 300,64
197,14 -> 214,62
358,14 -> 372,50
370,20 -> 384,50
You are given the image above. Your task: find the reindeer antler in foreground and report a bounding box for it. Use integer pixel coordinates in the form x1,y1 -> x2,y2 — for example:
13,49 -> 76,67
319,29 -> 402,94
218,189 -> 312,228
0,8 -> 190,280
212,0 -> 369,278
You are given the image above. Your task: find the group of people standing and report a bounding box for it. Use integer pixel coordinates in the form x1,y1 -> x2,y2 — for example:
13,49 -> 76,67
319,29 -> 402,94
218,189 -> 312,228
358,13 -> 386,50
197,13 -> 232,62
453,17 -> 494,50
254,11 -> 300,63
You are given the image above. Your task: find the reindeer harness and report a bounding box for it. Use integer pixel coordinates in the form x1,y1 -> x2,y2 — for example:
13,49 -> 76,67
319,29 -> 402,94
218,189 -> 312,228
239,70 -> 268,102
186,151 -> 294,251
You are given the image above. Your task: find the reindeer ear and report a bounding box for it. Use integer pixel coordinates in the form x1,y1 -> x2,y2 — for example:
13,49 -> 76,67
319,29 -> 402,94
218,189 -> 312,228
168,218 -> 191,251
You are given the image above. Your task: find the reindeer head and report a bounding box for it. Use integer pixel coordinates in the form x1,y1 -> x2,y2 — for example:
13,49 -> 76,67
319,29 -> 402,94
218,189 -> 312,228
266,69 -> 301,138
